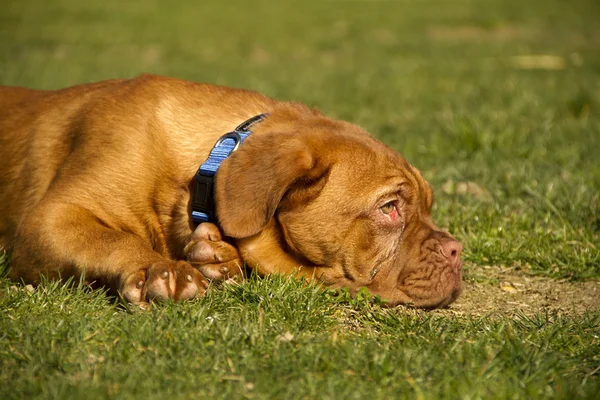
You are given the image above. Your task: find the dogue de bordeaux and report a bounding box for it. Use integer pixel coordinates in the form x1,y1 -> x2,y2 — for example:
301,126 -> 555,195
0,75 -> 462,308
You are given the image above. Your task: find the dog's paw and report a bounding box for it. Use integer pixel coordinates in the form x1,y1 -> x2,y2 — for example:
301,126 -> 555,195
184,222 -> 244,281
121,260 -> 209,305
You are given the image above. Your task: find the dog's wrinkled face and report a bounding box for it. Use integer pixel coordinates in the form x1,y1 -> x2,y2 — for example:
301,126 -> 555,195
216,109 -> 462,308
277,142 -> 463,308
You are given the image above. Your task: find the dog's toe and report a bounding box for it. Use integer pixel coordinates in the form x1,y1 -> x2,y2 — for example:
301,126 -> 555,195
198,259 -> 244,281
121,270 -> 147,304
190,222 -> 222,242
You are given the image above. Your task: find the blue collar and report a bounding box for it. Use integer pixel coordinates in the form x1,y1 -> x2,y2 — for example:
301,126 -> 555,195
191,113 -> 268,224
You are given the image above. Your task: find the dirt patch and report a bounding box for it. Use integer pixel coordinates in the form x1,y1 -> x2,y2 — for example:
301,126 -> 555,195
443,265 -> 600,317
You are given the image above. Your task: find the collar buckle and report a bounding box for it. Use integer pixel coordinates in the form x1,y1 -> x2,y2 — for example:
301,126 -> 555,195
214,131 -> 242,152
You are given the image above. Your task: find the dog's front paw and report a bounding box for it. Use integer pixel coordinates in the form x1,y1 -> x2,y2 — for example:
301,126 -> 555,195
121,260 -> 208,305
184,222 -> 244,281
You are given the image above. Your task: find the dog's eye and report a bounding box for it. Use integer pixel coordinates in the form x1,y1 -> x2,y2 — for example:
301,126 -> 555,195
380,202 -> 396,215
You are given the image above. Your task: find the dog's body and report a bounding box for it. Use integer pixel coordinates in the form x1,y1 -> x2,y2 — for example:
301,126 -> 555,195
0,75 -> 462,308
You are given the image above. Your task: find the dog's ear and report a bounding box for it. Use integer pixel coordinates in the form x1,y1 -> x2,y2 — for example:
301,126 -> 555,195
215,131 -> 326,238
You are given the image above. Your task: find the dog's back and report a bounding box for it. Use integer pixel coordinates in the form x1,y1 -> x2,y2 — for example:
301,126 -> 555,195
0,86 -> 44,109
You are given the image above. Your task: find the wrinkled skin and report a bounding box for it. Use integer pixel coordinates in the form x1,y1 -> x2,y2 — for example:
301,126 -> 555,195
0,75 -> 461,308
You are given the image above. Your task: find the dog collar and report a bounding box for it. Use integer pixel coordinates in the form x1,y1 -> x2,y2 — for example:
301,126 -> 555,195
191,113 -> 267,224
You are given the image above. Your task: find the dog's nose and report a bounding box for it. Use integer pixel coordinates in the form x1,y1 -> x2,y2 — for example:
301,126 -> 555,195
440,240 -> 462,265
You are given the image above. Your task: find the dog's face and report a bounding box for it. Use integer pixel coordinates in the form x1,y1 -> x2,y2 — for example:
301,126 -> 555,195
215,108 -> 462,308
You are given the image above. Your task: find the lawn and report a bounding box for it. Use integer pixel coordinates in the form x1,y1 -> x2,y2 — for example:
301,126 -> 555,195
1,0 -> 599,398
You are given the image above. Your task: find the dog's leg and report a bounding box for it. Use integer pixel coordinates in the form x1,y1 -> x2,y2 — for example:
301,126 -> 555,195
9,202 -> 208,305
184,223 -> 244,281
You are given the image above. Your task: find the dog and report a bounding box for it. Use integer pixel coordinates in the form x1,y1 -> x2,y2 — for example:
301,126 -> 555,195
0,75 -> 462,308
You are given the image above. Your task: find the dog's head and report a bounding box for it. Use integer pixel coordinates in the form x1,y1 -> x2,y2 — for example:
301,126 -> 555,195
215,105 -> 462,308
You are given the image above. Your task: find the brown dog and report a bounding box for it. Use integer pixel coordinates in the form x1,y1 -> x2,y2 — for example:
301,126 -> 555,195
0,75 -> 462,308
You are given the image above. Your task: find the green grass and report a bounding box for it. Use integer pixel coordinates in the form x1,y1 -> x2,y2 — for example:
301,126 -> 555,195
2,277 -> 599,399
1,0 -> 599,398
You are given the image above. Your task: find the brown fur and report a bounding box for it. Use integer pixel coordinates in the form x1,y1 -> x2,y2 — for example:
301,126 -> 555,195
0,75 -> 462,308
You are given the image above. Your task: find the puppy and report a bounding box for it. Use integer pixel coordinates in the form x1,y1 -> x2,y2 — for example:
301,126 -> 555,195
0,75 -> 462,308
